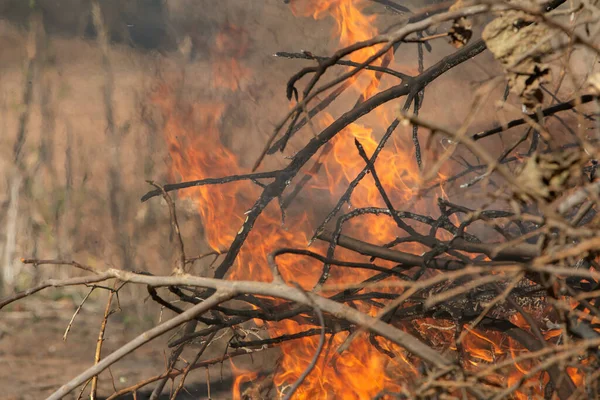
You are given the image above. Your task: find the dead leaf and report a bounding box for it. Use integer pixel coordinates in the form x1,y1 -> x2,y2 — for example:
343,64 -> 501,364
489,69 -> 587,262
516,150 -> 583,201
482,9 -> 553,109
448,0 -> 472,48
448,17 -> 473,48
508,62 -> 552,109
587,73 -> 600,95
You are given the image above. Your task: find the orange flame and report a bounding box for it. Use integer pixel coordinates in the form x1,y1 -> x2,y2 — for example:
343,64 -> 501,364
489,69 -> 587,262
212,24 -> 251,91
291,0 -> 390,100
231,360 -> 259,400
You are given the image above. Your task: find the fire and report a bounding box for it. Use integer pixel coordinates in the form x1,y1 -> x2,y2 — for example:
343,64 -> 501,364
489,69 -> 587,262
211,24 -> 251,91
153,6 -> 422,395
274,329 -> 407,398
149,1 -> 574,398
231,360 -> 259,400
315,112 -> 422,248
290,0 -> 390,100
290,0 -> 377,63
153,91 -> 410,399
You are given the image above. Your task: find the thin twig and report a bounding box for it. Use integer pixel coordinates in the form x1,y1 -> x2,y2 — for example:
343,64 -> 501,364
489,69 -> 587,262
169,331 -> 217,400
63,287 -> 95,341
91,284 -> 117,400
47,291 -> 234,400
282,284 -> 326,400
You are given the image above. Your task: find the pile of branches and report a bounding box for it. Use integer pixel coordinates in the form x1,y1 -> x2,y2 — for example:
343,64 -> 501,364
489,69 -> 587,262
3,0 -> 600,398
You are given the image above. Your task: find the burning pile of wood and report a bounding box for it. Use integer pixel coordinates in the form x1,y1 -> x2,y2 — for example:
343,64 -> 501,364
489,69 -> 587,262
3,1 -> 600,398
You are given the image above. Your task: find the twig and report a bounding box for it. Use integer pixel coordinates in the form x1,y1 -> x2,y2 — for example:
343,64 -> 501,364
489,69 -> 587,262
274,51 -> 411,80
148,181 -> 186,274
140,171 -> 279,202
63,287 -> 95,341
317,230 -> 465,271
169,331 -> 217,400
471,94 -> 597,141
91,284 -> 117,400
105,348 -> 271,400
556,180 -> 600,214
47,291 -> 234,400
229,328 -> 331,349
0,273 -> 112,310
310,119 -> 399,245
21,258 -> 99,273
398,110 -> 524,191
149,319 -> 199,400
215,40 -> 488,282
282,284 -> 326,400
252,6 -> 493,171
